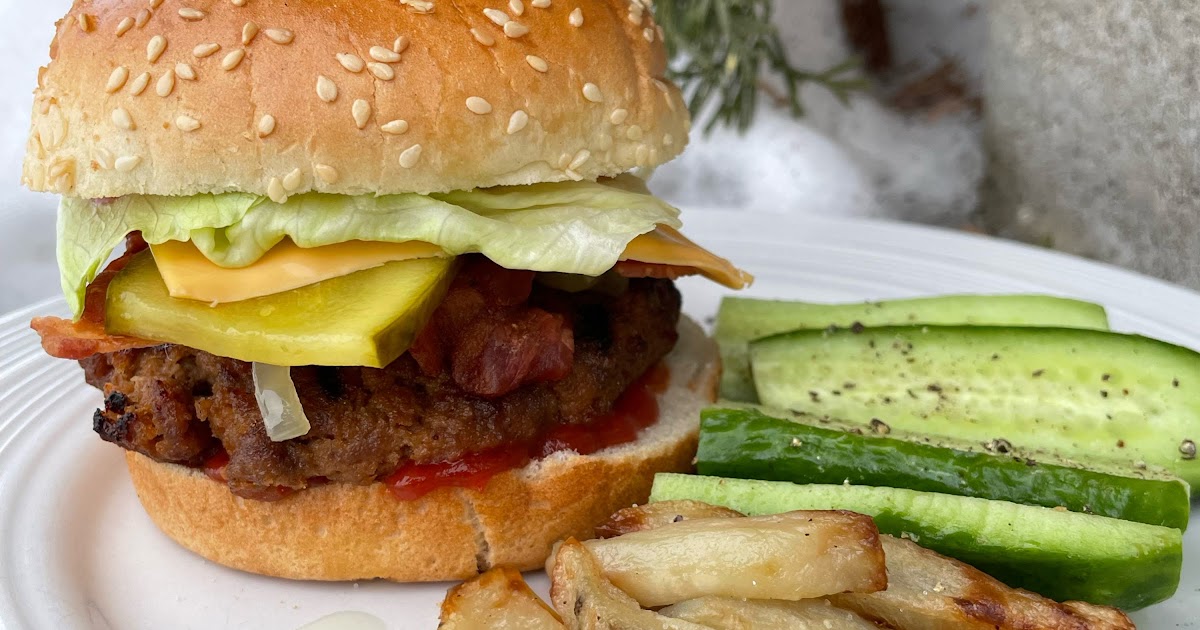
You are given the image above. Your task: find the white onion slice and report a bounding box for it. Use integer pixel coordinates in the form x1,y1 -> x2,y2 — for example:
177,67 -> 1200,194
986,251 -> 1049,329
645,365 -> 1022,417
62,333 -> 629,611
251,362 -> 311,441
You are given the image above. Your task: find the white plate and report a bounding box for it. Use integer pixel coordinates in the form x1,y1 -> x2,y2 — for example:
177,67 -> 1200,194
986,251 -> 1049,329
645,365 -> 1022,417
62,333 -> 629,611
0,211 -> 1196,629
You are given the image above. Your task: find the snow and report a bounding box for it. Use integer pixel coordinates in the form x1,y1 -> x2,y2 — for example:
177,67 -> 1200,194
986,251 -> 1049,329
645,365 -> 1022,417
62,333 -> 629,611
653,0 -> 986,228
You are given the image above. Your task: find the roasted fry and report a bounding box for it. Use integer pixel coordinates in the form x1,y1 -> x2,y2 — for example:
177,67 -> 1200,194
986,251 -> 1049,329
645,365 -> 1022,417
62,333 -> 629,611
548,539 -> 716,630
595,500 -> 744,538
584,510 -> 887,607
438,567 -> 565,630
605,500 -> 1134,629
659,595 -> 880,629
831,535 -> 1136,630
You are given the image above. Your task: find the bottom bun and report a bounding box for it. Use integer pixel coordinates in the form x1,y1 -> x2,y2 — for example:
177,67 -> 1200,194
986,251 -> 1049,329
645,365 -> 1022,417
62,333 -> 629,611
124,315 -> 719,582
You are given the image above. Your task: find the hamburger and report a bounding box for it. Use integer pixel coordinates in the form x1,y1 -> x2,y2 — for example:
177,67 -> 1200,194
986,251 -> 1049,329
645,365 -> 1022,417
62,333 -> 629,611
24,0 -> 750,581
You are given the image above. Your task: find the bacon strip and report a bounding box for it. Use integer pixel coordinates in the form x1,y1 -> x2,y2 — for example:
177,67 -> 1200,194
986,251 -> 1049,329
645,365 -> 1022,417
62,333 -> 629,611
31,234 -> 157,360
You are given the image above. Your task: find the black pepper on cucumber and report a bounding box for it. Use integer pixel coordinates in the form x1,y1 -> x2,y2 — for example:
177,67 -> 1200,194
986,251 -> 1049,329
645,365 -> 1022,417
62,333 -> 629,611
696,405 -> 1190,529
715,294 -> 1110,402
650,473 -> 1183,610
749,325 -> 1200,487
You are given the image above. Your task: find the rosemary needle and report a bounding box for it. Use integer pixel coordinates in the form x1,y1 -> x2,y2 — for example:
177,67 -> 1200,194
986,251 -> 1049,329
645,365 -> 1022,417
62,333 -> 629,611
654,0 -> 868,133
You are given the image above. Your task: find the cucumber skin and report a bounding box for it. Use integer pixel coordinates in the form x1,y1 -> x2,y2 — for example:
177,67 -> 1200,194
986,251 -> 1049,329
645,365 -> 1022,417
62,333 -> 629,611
697,407 -> 1190,529
716,294 -> 1110,403
750,325 -> 1200,488
650,474 -> 1183,611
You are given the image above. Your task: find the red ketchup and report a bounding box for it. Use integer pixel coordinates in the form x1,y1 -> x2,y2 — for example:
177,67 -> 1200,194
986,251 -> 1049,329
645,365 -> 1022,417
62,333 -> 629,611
384,363 -> 671,501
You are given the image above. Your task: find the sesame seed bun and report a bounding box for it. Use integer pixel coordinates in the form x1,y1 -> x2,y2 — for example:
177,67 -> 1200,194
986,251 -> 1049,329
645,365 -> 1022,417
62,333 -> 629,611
123,315 -> 718,582
24,0 -> 688,198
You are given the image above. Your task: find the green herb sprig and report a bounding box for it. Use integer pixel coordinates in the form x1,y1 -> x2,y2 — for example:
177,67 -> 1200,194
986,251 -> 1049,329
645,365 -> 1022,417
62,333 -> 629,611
654,0 -> 867,133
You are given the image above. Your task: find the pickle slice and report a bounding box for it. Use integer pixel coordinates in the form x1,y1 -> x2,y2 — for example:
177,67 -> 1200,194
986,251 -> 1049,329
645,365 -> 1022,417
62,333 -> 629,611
105,250 -> 456,367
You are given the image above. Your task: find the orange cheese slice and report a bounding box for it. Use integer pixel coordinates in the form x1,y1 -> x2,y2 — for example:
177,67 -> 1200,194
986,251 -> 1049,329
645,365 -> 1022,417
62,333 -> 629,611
151,226 -> 751,304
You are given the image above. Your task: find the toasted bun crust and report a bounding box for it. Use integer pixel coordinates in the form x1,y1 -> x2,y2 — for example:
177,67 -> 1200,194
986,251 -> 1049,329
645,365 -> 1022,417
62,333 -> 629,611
25,0 -> 688,198
124,316 -> 718,582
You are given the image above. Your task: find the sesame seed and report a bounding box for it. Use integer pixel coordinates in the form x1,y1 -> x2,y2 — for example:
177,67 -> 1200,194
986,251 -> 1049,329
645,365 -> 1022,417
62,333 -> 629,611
232,0 -> 247,6
93,148 -> 114,170
381,119 -> 409,134
221,49 -> 246,71
556,153 -> 571,169
352,99 -> 372,129
635,144 -> 649,165
315,164 -> 339,184
470,28 -> 495,46
264,28 -> 294,44
503,21 -> 529,37
509,0 -> 524,16
465,96 -> 493,115
525,55 -> 548,72
150,0 -> 164,9
147,35 -> 167,63
175,115 -> 200,131
531,0 -> 550,6
242,21 -> 259,45
193,43 -> 221,58
105,67 -> 130,93
116,17 -> 135,37
178,7 -> 205,20
175,63 -> 196,81
507,110 -> 529,134
267,177 -> 287,203
393,36 -> 410,53
400,0 -> 434,12
643,27 -> 654,42
582,82 -> 602,102
626,125 -> 643,140
569,149 -> 591,170
610,108 -> 628,125
128,72 -> 151,95
568,7 -> 582,26
399,144 -> 423,168
77,13 -> 95,32
369,46 -> 401,63
115,155 -> 142,172
257,114 -> 276,137
336,53 -> 365,73
316,75 -> 338,102
564,169 -> 583,181
627,8 -> 642,24
283,167 -> 303,191
663,133 -> 673,146
367,63 -> 395,80
135,8 -> 151,28
483,8 -> 510,25
112,108 -> 135,130
156,70 -> 175,96
652,78 -> 669,92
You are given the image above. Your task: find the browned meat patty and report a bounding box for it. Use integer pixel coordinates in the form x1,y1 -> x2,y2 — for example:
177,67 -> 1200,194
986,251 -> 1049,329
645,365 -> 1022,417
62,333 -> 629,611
83,268 -> 681,500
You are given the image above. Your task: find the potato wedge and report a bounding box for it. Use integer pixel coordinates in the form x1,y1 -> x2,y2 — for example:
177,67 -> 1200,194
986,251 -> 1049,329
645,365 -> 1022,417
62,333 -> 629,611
595,500 -> 745,539
830,535 -> 1135,630
659,596 -> 880,629
438,567 -> 564,630
548,539 -> 716,630
584,510 -> 887,607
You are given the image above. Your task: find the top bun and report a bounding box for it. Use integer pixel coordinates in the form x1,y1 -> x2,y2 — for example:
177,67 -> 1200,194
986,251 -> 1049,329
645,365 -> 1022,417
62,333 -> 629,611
24,0 -> 688,199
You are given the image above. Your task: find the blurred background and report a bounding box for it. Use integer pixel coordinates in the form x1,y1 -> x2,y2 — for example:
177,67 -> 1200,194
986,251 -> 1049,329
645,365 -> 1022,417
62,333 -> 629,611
1,0 -> 1194,312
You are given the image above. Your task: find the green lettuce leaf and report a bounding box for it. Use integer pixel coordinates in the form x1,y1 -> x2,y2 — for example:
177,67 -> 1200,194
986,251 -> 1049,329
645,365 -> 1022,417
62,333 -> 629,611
57,176 -> 681,318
